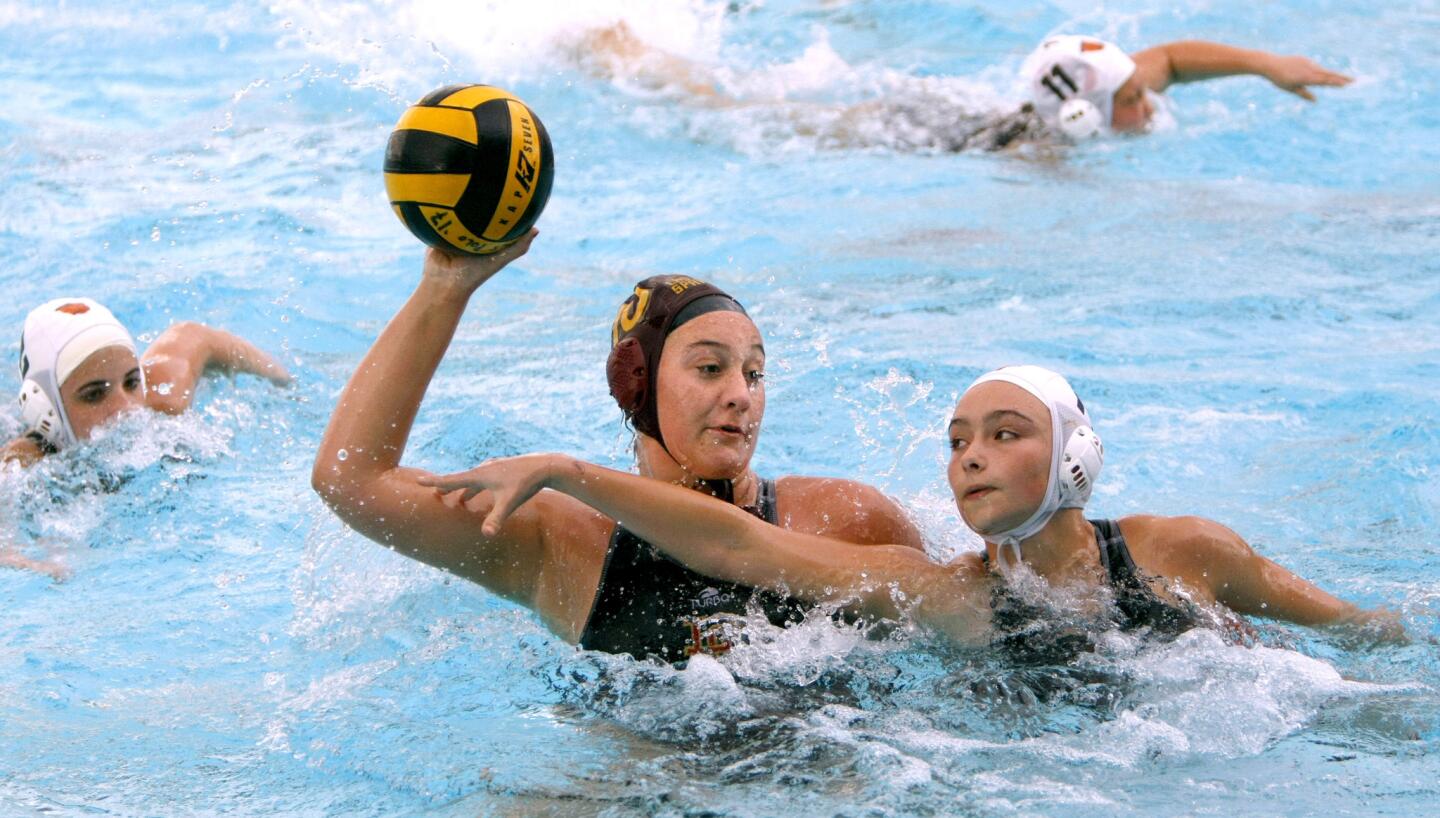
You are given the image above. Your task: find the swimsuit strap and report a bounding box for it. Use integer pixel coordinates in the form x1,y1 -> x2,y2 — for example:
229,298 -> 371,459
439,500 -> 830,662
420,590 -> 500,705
1091,518 -> 1139,585
752,477 -> 778,524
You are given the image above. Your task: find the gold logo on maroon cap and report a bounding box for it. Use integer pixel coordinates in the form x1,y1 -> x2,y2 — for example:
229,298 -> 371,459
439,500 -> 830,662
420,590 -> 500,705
611,285 -> 653,345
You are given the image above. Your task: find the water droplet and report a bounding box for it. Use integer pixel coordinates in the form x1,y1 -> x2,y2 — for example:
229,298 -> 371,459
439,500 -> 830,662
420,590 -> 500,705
336,448 -> 348,461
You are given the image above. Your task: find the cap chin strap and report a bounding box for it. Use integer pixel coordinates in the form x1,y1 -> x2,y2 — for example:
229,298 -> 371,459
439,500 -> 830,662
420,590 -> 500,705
991,425 -> 1104,563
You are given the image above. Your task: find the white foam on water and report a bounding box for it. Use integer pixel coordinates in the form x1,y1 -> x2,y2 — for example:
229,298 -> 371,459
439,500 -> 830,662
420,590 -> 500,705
270,0 -> 731,97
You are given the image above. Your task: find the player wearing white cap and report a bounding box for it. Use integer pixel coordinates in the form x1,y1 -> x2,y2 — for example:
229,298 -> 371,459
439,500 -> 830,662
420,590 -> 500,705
573,23 -> 1352,148
417,365 -> 1405,647
3,298 -> 292,466
1025,35 -> 1353,138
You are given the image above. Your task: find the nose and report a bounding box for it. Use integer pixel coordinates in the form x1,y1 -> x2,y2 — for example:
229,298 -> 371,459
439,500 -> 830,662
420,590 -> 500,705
721,369 -> 752,413
111,388 -> 146,415
962,442 -> 985,472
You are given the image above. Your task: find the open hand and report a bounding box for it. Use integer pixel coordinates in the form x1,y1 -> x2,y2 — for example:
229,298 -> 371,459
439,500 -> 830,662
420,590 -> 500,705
421,228 -> 539,297
1265,55 -> 1352,101
418,452 -> 563,536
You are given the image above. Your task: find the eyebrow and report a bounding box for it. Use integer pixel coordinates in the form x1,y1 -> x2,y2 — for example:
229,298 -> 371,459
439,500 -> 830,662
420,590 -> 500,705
686,340 -> 766,355
948,408 -> 1037,429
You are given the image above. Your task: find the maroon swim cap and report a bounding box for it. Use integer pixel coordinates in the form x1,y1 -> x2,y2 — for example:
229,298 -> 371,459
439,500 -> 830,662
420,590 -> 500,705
606,275 -> 747,447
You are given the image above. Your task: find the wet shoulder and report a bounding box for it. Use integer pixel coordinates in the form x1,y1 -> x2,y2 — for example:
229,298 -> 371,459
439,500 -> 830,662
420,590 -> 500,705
1117,514 -> 1249,593
773,475 -> 923,549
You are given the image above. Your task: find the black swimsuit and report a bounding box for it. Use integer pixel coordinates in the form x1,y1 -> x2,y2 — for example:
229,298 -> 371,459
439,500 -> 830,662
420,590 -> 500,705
984,519 -> 1201,664
577,478 -> 812,663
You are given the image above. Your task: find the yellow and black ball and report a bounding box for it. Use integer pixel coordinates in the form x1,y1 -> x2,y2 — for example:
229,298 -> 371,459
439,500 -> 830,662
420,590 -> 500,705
384,84 -> 554,255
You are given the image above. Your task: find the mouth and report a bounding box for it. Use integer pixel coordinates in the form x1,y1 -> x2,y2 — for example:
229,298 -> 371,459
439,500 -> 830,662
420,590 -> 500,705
963,486 -> 995,501
708,423 -> 751,442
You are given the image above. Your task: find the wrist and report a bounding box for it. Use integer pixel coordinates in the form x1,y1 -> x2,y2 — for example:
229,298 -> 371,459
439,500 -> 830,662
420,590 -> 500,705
414,277 -> 476,314
543,454 -> 577,491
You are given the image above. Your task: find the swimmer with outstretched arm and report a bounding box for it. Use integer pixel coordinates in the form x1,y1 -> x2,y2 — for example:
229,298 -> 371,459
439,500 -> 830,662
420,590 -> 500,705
311,232 -> 922,662
3,297 -> 291,466
422,365 -> 1403,647
576,23 -> 1352,147
2,297 -> 291,578
1023,35 -> 1352,137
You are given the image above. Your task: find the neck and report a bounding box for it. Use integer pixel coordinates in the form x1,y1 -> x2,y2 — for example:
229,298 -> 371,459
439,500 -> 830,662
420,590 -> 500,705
985,508 -> 1098,581
634,434 -> 758,508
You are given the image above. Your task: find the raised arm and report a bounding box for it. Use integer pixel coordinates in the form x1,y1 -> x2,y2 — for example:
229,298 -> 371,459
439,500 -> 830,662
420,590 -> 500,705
422,453 -> 993,645
1131,41 -> 1352,100
309,233 -> 609,636
142,322 -> 292,414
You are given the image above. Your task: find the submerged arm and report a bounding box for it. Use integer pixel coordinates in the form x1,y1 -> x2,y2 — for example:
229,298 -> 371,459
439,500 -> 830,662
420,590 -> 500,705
142,322 -> 292,414
1132,41 -> 1352,100
423,454 -> 992,645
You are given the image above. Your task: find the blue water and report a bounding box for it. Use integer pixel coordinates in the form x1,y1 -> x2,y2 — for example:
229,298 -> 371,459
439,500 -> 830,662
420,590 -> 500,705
2,0 -> 1437,814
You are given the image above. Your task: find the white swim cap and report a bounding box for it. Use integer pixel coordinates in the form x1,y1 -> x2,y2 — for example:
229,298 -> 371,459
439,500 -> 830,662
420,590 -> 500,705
1023,35 -> 1136,134
961,365 -> 1104,547
17,298 -> 142,449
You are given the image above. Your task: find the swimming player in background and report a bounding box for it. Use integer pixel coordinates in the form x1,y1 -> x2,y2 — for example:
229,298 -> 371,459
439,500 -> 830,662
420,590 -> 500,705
572,23 -> 1352,149
421,365 -> 1405,649
311,231 -> 923,663
1023,35 -> 1352,138
2,298 -> 291,579
2,297 -> 292,467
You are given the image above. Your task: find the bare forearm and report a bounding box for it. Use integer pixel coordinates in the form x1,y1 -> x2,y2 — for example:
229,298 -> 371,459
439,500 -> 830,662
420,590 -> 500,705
202,327 -> 291,384
314,279 -> 468,486
1156,41 -> 1276,85
550,459 -> 990,642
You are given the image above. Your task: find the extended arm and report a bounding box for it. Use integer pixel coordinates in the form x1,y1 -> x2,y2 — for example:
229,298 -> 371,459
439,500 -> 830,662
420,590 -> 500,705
142,322 -> 292,414
422,454 -> 993,645
0,532 -> 68,581
1132,41 -> 1352,100
1164,516 -> 1404,640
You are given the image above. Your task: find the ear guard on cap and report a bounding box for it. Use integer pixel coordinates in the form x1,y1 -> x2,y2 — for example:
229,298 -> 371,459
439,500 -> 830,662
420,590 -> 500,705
1058,98 -> 1103,139
18,379 -> 68,449
1059,426 -> 1103,506
606,336 -> 648,414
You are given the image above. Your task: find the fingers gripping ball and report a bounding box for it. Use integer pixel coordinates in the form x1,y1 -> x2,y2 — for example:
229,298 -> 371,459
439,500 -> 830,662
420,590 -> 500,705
384,84 -> 555,255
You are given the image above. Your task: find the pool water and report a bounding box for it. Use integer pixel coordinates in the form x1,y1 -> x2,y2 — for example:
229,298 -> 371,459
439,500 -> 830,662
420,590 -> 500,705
2,0 -> 1437,814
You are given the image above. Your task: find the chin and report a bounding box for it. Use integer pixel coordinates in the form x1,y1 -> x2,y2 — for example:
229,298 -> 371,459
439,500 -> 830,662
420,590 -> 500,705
689,450 -> 751,481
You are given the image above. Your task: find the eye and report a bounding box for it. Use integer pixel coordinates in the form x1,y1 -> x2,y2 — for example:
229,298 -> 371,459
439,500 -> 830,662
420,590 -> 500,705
949,436 -> 967,452
124,371 -> 143,391
698,363 -> 722,376
77,384 -> 108,404
746,369 -> 765,383
996,429 -> 1019,441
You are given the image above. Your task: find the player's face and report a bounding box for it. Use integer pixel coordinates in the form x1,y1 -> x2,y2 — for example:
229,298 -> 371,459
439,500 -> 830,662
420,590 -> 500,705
653,312 -> 766,480
61,346 -> 145,440
1110,74 -> 1154,133
946,383 -> 1053,537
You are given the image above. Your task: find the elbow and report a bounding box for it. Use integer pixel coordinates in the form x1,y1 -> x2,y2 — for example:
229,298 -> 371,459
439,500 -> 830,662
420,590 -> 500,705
311,450 -> 353,508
